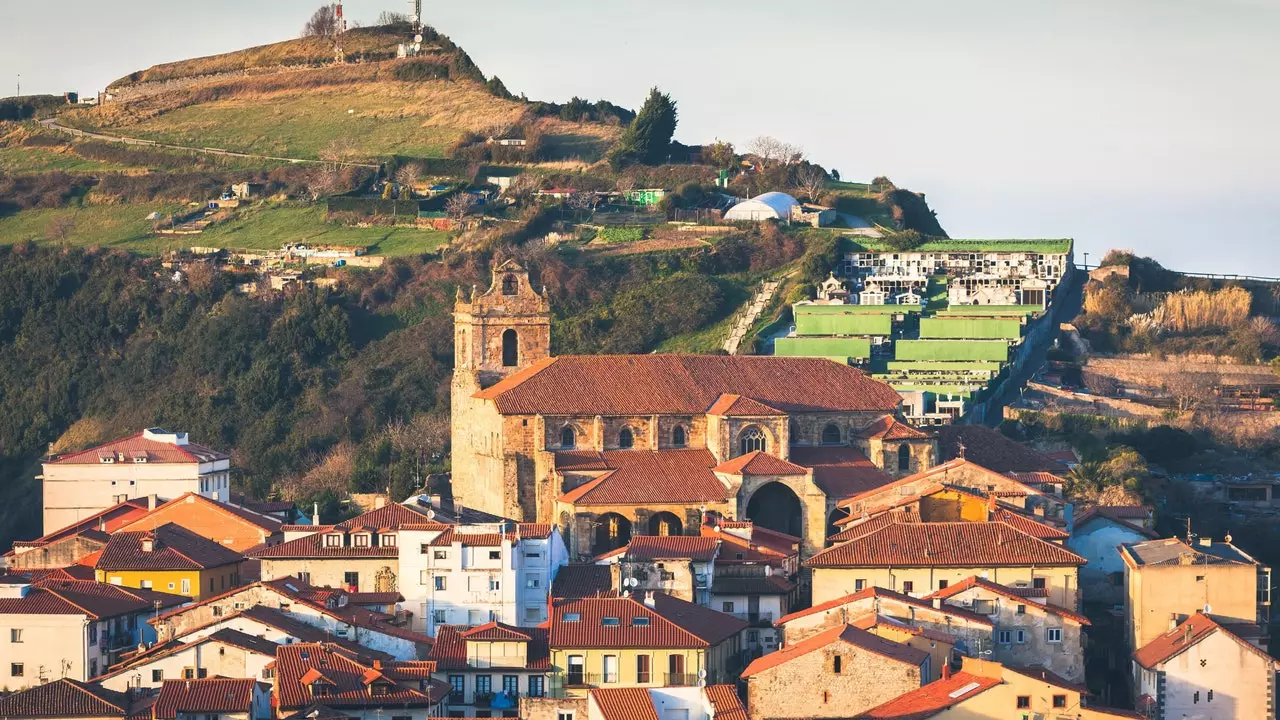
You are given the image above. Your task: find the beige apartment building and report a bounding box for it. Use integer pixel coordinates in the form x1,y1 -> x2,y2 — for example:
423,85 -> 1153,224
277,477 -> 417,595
1120,536 -> 1271,650
40,428 -> 231,534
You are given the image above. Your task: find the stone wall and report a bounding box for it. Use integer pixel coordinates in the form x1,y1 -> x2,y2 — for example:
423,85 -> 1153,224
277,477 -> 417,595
746,637 -> 923,720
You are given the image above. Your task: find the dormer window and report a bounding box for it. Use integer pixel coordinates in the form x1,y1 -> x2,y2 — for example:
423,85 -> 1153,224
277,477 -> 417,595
352,534 -> 371,548
324,534 -> 343,548
370,683 -> 390,697
132,454 -> 149,463
380,534 -> 396,547
311,682 -> 332,697
99,454 -> 116,464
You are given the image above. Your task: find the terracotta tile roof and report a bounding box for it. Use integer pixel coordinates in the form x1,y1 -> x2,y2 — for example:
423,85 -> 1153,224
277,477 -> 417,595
552,564 -> 615,599
0,678 -> 130,718
1133,612 -> 1279,669
806,521 -> 1086,569
850,613 -> 956,644
0,581 -> 186,619
933,425 -> 1067,474
590,687 -> 659,720
706,393 -> 785,417
97,523 -> 244,570
711,575 -> 795,595
1003,664 -> 1086,692
28,565 -> 98,582
709,529 -> 793,565
230,605 -> 391,659
100,628 -> 279,679
476,355 -> 903,415
836,458 -> 978,511
775,586 -> 994,628
788,446 -> 894,499
624,535 -> 720,562
828,512 -> 898,543
429,625 -> 550,670
1006,471 -> 1067,486
856,671 -> 1000,718
859,416 -> 929,440
924,576 -> 1090,625
713,450 -> 807,476
991,508 -> 1069,540
49,430 -> 228,465
704,685 -> 749,720
7,498 -> 152,555
555,450 -> 612,471
275,643 -> 438,710
459,621 -> 531,641
518,523 -> 554,538
743,623 -> 927,678
1073,506 -> 1156,537
550,593 -> 747,649
345,591 -> 403,605
557,449 -> 731,506
154,678 -> 256,719
1043,449 -> 1080,465
249,504 -> 430,559
129,492 -> 284,533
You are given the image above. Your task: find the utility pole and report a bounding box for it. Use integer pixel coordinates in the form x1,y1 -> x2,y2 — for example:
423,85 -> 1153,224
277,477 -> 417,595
16,73 -> 20,98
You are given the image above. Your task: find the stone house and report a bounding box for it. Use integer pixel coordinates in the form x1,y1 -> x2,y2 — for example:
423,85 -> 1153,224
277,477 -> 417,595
0,678 -> 154,720
925,575 -> 1089,682
6,497 -> 154,571
450,261 -> 935,558
1067,506 -> 1157,605
848,613 -> 956,682
593,535 -> 719,605
95,628 -> 276,692
742,623 -> 928,720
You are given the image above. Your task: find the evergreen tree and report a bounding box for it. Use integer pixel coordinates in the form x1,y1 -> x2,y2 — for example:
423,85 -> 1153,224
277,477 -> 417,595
610,87 -> 678,168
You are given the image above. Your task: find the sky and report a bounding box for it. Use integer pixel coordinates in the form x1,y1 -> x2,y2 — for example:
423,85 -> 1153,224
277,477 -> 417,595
3,0 -> 1278,274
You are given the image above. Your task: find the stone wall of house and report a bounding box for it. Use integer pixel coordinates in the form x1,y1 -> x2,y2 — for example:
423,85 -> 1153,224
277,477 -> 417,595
8,535 -> 106,570
746,638 -> 923,720
519,696 -> 587,720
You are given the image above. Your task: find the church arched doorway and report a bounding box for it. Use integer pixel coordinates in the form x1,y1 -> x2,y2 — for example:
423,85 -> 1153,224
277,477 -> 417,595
746,482 -> 803,538
648,511 -> 683,537
593,513 -> 632,555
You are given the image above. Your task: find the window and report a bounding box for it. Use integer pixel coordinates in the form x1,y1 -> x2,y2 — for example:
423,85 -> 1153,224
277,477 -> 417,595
1193,691 -> 1200,703
420,543 -> 431,555
381,534 -> 396,547
898,444 -> 911,472
902,581 -> 914,594
854,579 -> 866,591
528,675 -> 544,697
352,534 -> 371,547
10,629 -> 21,643
833,655 -> 843,674
998,630 -> 1012,644
489,550 -> 501,560
476,675 -> 492,696
89,660 -> 97,677
560,426 -> 576,448
324,534 -> 343,548
525,551 -> 542,560
433,610 -> 448,624
295,572 -> 310,585
632,617 -> 650,626
10,663 -> 22,677
489,577 -> 501,591
503,675 -> 518,697
672,426 -> 686,447
152,669 -> 164,682
448,675 -> 464,702
469,609 -> 484,625
1208,690 -> 1214,702
183,579 -> 192,595
1032,577 -> 1046,589
821,424 -> 842,444
722,601 -> 735,613
1016,604 -> 1026,615
524,607 -> 541,622
344,572 -> 359,588
526,576 -> 541,589
567,656 -> 585,685
1046,628 -> 1063,643
502,274 -> 518,295
602,617 -> 620,627
1015,630 -> 1027,644
973,599 -> 996,615
937,579 -> 948,590
602,655 -> 619,683
564,613 -> 582,622
739,426 -> 767,454
371,683 -> 389,696
1053,695 -> 1067,708
556,713 -> 574,720
89,624 -> 98,645
636,655 -> 651,683
748,630 -> 758,642
668,654 -> 685,682
1196,575 -> 1206,582
1016,696 -> 1030,709
619,428 -> 634,449
502,329 -> 519,367
435,549 -> 449,560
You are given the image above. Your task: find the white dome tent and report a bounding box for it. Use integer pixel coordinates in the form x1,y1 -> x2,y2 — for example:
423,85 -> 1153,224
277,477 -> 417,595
724,191 -> 800,222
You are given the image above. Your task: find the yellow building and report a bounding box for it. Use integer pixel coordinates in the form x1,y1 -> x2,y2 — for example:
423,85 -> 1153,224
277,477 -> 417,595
546,593 -> 747,698
805,518 -> 1085,609
95,522 -> 244,600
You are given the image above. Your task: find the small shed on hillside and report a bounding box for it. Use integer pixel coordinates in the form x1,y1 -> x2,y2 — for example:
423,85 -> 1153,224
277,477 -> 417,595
725,191 -> 799,222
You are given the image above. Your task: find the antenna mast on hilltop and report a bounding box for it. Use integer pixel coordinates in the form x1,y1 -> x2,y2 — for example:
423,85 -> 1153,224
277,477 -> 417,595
408,0 -> 424,55
333,2 -> 347,63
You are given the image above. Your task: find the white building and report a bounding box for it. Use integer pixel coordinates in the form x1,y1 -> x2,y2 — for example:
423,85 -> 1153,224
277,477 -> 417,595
1133,612 -> 1280,719
40,428 -> 231,534
95,628 -> 276,692
724,191 -> 800,223
398,521 -> 567,635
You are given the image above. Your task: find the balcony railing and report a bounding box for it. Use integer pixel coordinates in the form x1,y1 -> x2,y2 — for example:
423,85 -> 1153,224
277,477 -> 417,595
547,672 -> 702,696
663,673 -> 700,687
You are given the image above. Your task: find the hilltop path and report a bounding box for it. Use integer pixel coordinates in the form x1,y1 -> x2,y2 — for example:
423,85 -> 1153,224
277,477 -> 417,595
37,118 -> 380,169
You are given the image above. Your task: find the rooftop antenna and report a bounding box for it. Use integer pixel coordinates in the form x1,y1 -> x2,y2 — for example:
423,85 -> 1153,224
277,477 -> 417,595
408,0 -> 424,54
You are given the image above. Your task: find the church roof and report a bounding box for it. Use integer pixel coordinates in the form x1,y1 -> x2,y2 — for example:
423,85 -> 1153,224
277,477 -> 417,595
476,355 -> 902,416
556,450 -> 731,506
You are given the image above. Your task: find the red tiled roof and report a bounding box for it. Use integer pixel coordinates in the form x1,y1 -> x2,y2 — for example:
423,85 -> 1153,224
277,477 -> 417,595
710,575 -> 795,595
552,564 -> 616,599
788,446 -> 893,500
275,644 -> 438,710
249,504 -> 430,559
1133,612 -> 1278,669
837,458 -> 976,511
1003,664 -> 1086,692
933,425 -> 1068,474
713,450 -> 807,476
519,523 -> 554,538
459,621 -> 530,641
860,416 -> 929,440
1006,471 -> 1066,486
49,430 -> 228,464
624,535 -> 720,562
1043,449 -> 1080,465
154,678 -> 256,719
555,450 -> 612,471
0,678 -> 130,718
806,521 -> 1086,569
850,613 -> 956,644
828,512 -> 898,543
557,449 -> 731,506
706,393 -> 785,417
704,685 -> 748,720
856,671 -> 1000,719
429,625 -> 550,670
991,508 -> 1069,540
743,623 -> 927,678
475,355 -> 903,415
775,586 -> 994,629
7,498 -> 152,555
924,576 -> 1090,625
590,687 -> 659,720
1073,506 -> 1156,537
345,591 -> 403,605
550,594 -> 746,649
0,581 -> 186,620
97,523 -> 244,570
128,492 -> 283,533
29,565 -> 98,582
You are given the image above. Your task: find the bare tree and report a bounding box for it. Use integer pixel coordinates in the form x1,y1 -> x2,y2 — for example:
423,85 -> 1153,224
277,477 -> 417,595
504,173 -> 539,204
565,191 -> 596,221
319,137 -> 356,163
307,163 -> 344,201
445,192 -> 478,221
394,163 -> 423,191
747,135 -> 804,168
779,141 -> 805,166
1163,371 -> 1218,413
615,175 -> 637,203
792,165 -> 827,202
376,10 -> 409,26
302,5 -> 338,38
46,216 -> 75,243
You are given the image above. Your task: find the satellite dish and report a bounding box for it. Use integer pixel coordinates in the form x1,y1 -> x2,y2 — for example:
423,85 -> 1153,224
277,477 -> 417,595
426,509 -> 435,520
414,34 -> 423,43
1204,604 -> 1212,614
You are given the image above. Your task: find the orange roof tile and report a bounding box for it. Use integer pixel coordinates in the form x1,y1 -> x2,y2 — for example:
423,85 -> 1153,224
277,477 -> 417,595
623,536 -> 720,562
551,564 -> 615,599
775,586 -> 993,628
590,688 -> 659,720
990,508 -> 1069,540
933,425 -> 1068,474
475,355 -> 903,415
97,523 -> 244,571
713,450 -> 807,476
704,685 -> 748,720
924,575 -> 1090,625
856,671 -> 1000,718
557,449 -> 731,506
788,446 -> 893,499
154,678 -> 256,719
1133,612 -> 1278,669
49,430 -> 227,465
706,394 -> 785,417
806,521 -> 1085,569
551,593 -> 746,649
742,623 -> 927,678
860,416 -> 929,440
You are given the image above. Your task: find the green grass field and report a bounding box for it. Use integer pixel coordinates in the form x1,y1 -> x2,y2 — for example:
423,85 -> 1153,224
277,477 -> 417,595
0,202 -> 449,257
0,144 -> 137,173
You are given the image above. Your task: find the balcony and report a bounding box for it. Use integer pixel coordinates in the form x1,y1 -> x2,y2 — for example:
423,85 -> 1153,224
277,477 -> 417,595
727,612 -> 774,627
547,671 -> 703,697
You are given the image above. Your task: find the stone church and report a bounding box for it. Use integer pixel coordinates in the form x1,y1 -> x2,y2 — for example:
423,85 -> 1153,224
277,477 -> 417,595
451,260 -> 937,559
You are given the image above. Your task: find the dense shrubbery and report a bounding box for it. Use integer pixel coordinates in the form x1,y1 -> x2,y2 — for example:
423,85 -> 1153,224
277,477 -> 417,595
0,172 -> 94,214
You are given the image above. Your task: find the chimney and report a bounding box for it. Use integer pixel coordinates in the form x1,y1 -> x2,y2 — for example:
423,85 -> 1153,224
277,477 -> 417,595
313,503 -> 320,526
141,536 -> 154,553
932,598 -> 943,609
375,495 -> 387,510
1169,614 -> 1179,632
148,494 -> 157,511
643,591 -> 656,608
428,495 -> 442,510
942,663 -> 951,680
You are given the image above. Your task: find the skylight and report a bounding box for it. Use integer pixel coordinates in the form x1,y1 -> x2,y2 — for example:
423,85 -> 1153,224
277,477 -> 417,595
632,617 -> 650,626
564,613 -> 581,622
948,681 -> 982,699
602,617 -> 620,626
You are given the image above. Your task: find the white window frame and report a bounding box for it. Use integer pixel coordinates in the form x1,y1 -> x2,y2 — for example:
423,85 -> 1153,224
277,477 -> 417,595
1046,627 -> 1063,643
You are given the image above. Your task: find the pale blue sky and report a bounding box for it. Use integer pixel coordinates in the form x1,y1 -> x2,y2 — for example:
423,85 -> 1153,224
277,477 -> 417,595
3,1 -> 1278,273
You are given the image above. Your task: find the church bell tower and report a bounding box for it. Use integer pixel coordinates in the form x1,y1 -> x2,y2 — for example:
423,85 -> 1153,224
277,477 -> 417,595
452,258 -> 551,390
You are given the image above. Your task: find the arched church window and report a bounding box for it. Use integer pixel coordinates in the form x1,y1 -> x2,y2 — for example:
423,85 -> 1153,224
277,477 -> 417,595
502,329 -> 518,367
898,444 -> 912,472
672,426 -> 687,448
821,424 -> 842,445
618,428 -> 634,449
739,426 -> 767,455
561,426 -> 576,449
502,274 -> 518,295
